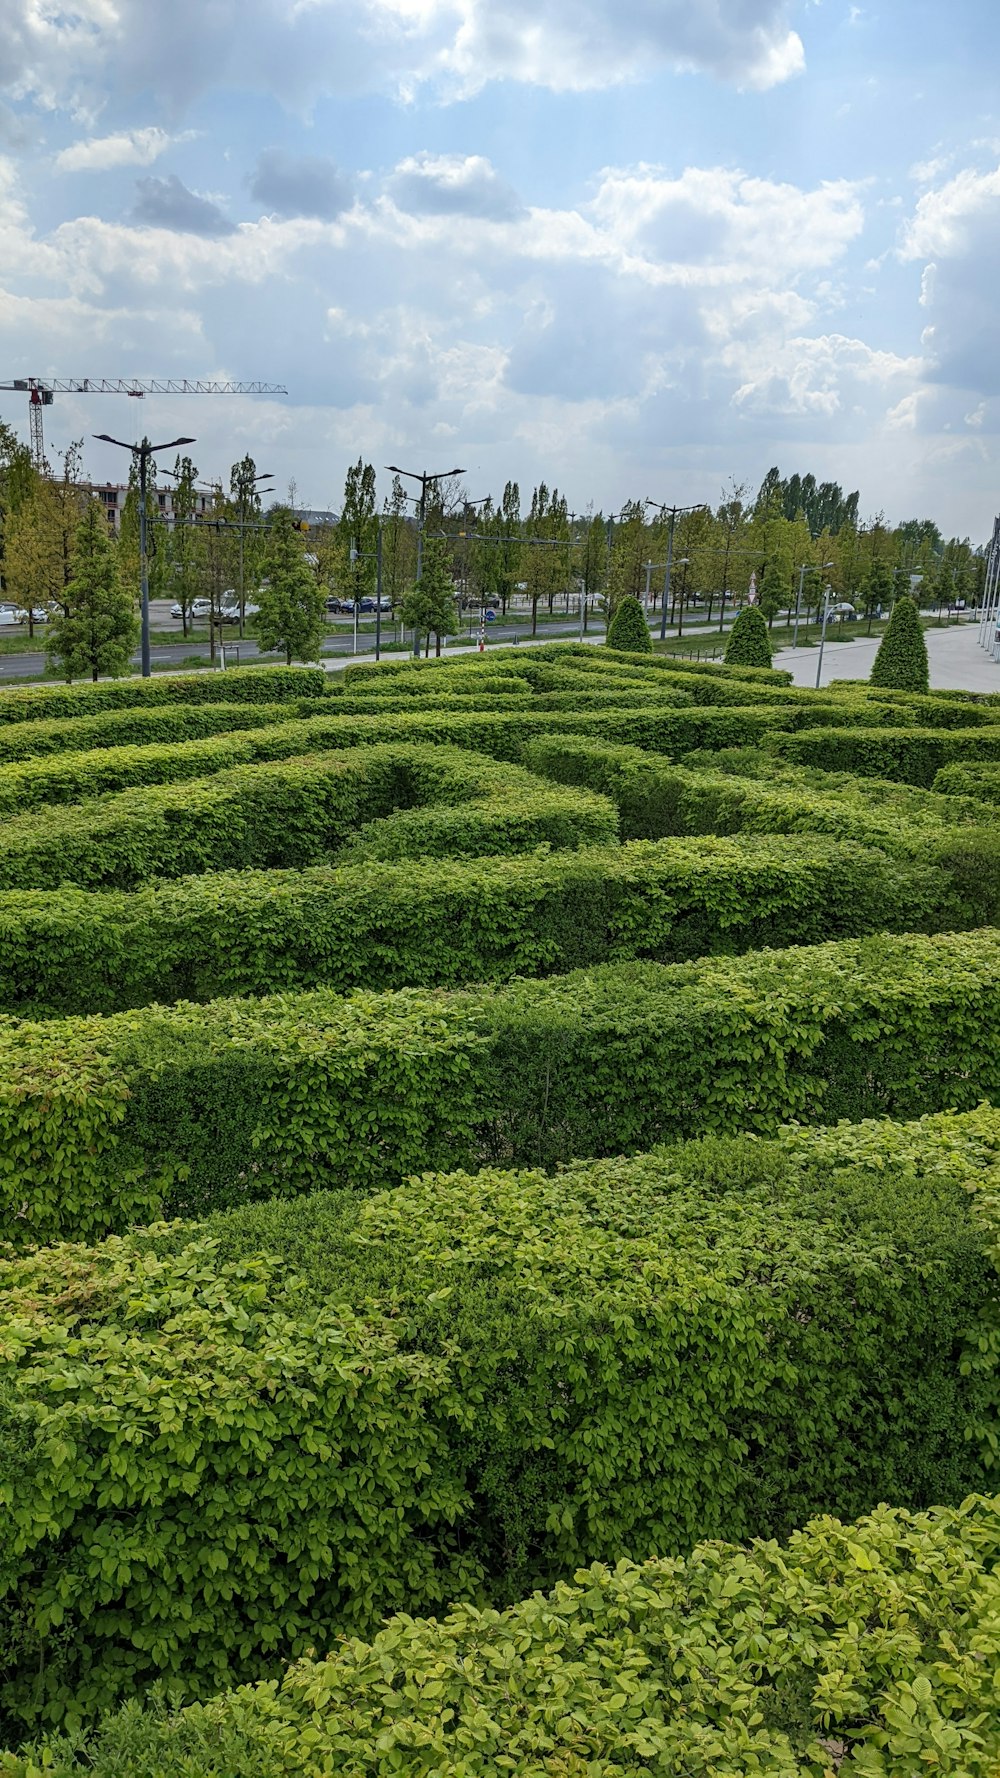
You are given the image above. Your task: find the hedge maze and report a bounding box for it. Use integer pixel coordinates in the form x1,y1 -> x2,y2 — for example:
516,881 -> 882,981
2,648 -> 1000,1775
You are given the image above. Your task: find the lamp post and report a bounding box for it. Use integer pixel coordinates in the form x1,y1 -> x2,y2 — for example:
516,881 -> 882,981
815,583 -> 835,689
94,432 -> 196,677
349,527 -> 385,661
385,464 -> 465,656
646,500 -> 709,643
794,560 -> 835,648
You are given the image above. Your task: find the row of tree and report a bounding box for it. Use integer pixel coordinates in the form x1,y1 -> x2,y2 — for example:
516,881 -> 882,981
0,425 -> 990,672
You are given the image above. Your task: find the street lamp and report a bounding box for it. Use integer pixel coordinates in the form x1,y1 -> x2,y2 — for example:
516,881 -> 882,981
815,583 -> 836,689
94,433 -> 196,677
793,560 -> 835,648
646,500 -> 709,643
385,464 -> 465,656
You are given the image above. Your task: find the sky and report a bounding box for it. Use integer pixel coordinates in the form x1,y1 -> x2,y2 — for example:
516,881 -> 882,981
0,0 -> 998,538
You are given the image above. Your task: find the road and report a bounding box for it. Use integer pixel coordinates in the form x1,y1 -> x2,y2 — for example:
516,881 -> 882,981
0,611 -> 609,680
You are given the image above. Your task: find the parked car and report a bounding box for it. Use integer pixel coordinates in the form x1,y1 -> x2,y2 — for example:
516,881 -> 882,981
0,605 -> 21,627
326,597 -> 355,615
16,606 -> 48,624
171,598 -> 213,621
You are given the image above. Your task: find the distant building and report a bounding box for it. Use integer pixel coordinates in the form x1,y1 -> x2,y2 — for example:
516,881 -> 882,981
290,509 -> 338,529
81,481 -> 217,535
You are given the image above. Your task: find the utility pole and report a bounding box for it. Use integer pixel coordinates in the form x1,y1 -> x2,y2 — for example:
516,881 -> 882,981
794,558 -> 834,647
815,582 -> 834,689
94,432 -> 196,677
646,500 -> 708,644
386,463 -> 465,656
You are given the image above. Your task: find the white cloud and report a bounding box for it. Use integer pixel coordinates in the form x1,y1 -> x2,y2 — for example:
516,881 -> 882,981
53,127 -> 188,173
899,164 -> 1000,260
2,0 -> 805,117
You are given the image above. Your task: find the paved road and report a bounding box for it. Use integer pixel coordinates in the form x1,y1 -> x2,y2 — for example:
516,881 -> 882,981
0,615 -> 607,680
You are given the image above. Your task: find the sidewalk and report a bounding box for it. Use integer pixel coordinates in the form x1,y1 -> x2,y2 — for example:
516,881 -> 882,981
773,622 -> 998,694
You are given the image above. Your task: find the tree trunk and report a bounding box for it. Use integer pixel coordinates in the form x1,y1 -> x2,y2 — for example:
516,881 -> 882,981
531,595 -> 538,637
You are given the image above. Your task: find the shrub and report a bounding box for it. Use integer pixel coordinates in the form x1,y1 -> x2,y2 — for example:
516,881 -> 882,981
13,1494 -> 1000,1777
0,833 -> 936,1017
870,594 -> 930,692
522,734 -> 1000,925
0,1107 -> 994,1730
765,724 -> 1000,786
1,928 -> 999,1242
724,605 -> 772,667
0,699 -> 332,766
605,593 -> 652,651
0,745 -> 616,890
0,666 -> 327,725
934,761 -> 1000,803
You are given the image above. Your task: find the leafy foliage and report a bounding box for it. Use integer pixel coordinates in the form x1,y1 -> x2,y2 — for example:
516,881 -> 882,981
0,1107 -> 995,1731
255,510 -> 327,664
2,927 -> 1000,1242
605,593 -> 651,651
43,501 -> 139,683
725,604 -> 772,667
870,594 -> 930,692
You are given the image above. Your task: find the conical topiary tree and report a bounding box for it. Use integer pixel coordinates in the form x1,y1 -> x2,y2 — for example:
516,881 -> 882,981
869,594 -> 929,692
724,605 -> 772,668
606,593 -> 652,652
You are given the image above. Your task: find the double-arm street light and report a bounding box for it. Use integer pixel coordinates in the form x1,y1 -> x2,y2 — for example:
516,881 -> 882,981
385,464 -> 465,656
646,499 -> 709,643
94,432 -> 196,677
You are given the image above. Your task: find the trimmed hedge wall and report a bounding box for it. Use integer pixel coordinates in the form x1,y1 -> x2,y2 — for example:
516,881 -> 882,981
10,1493 -> 1000,1776
935,761 -> 1000,802
2,927 -> 999,1243
0,698 -> 336,765
0,1107 -> 994,1729
0,745 -> 616,890
0,665 -> 326,725
0,833 -> 937,1017
524,736 -> 1000,927
765,723 -> 1000,785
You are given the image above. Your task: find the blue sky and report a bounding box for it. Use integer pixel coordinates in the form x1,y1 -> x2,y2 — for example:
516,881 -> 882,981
1,0 -> 998,537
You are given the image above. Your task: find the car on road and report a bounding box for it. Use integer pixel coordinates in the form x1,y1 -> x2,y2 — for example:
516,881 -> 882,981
828,602 -> 857,622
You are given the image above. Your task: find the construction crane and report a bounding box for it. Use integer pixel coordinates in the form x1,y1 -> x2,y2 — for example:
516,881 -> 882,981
0,376 -> 288,469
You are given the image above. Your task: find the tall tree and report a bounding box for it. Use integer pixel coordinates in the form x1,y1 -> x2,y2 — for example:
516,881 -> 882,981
164,455 -> 207,637
606,500 -> 648,611
228,454 -> 266,630
337,459 -> 378,605
869,595 -> 929,692
45,499 -> 139,682
398,536 -> 458,656
256,509 -> 326,664
380,475 -> 415,614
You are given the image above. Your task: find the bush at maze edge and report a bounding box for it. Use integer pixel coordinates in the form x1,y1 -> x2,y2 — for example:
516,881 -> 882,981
604,593 -> 652,652
869,594 -> 930,693
724,603 -> 773,667
6,1492 -> 1000,1777
0,1105 -> 997,1733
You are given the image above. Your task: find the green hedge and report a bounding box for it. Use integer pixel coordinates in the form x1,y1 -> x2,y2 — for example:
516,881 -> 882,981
11,1492 -> 1000,1776
0,1107 -> 994,1730
0,701 -> 796,772
765,724 -> 1000,785
934,761 -> 1000,802
0,834 -> 936,1017
2,927 -> 999,1243
0,698 -> 339,765
0,745 -> 615,891
523,735 -> 1000,926
0,665 -> 327,725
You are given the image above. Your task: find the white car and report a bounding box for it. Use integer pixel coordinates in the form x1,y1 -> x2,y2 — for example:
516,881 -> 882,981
171,598 -> 213,620
17,606 -> 48,623
0,605 -> 21,627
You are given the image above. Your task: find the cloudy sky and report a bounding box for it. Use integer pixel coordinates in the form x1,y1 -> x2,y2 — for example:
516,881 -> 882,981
0,0 -> 997,536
